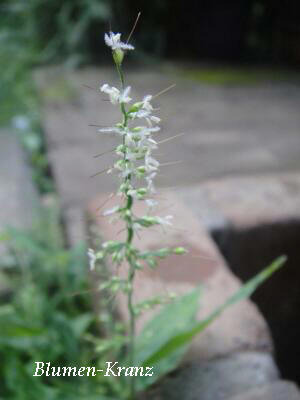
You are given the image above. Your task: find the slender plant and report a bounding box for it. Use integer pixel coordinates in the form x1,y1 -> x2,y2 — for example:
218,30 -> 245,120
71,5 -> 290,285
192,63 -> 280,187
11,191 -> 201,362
88,25 -> 286,400
88,28 -> 186,399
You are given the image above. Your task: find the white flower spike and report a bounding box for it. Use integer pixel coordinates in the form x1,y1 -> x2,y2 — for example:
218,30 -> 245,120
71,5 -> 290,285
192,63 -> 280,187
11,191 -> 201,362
89,28 -> 187,400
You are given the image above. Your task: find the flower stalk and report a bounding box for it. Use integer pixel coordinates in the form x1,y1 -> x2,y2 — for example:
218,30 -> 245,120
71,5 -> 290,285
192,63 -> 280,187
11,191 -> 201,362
88,31 -> 186,400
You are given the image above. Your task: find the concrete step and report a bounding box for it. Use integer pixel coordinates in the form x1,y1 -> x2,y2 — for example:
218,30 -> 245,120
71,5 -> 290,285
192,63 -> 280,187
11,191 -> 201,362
0,130 -> 39,257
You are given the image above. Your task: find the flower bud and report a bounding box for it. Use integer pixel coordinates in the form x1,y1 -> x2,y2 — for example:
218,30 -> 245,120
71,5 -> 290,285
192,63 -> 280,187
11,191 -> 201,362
112,49 -> 124,65
125,209 -> 131,218
173,247 -> 187,255
128,103 -> 142,113
137,188 -> 147,195
138,216 -> 158,227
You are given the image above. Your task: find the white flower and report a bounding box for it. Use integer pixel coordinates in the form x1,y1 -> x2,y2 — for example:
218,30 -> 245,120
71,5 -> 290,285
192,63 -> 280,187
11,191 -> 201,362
98,127 -> 122,134
103,206 -> 120,217
100,84 -> 120,104
156,215 -> 173,226
145,155 -> 159,172
87,248 -> 96,270
145,126 -> 160,133
121,168 -> 134,178
104,32 -> 134,51
133,222 -> 142,232
151,116 -> 161,124
133,109 -> 151,119
124,133 -> 135,147
129,106 -> 160,127
141,95 -> 153,112
146,172 -> 157,193
148,115 -> 161,125
119,86 -> 132,103
146,199 -> 158,208
147,138 -> 158,146
100,84 -> 132,104
125,149 -> 140,161
132,126 -> 160,142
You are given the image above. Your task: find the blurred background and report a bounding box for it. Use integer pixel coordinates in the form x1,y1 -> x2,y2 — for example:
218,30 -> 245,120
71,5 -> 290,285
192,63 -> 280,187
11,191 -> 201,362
1,0 -> 300,193
1,1 -> 300,399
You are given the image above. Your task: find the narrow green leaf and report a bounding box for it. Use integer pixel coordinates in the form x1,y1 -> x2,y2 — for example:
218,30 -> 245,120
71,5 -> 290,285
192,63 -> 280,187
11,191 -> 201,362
137,345 -> 188,391
143,256 -> 286,370
134,287 -> 202,366
70,313 -> 93,338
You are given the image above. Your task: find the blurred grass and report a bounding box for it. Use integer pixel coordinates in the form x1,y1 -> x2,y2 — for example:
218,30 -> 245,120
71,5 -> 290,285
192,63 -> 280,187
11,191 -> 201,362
41,78 -> 77,104
181,65 -> 300,86
0,0 -> 111,192
0,204 -> 118,399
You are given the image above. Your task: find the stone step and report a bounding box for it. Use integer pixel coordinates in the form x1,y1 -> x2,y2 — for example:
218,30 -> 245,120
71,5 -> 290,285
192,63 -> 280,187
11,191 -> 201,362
0,130 -> 39,256
154,351 -> 279,400
38,66 -> 300,247
229,380 -> 300,400
149,354 -> 300,400
176,173 -> 300,232
177,174 -> 300,384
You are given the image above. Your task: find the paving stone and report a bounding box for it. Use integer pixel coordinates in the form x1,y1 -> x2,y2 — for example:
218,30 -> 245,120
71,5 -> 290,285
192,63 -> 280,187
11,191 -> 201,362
151,352 -> 279,400
0,131 -> 39,256
38,66 -> 300,247
177,173 -> 300,230
39,67 -> 300,210
88,190 -> 272,362
229,380 -> 300,400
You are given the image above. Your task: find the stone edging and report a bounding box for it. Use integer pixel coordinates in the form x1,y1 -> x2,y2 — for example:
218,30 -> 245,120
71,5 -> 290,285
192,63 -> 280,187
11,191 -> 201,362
87,185 -> 300,399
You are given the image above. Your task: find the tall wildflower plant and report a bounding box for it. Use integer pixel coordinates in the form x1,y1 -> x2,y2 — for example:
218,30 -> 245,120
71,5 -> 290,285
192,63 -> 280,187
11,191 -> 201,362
88,27 -> 286,400
89,30 -> 186,398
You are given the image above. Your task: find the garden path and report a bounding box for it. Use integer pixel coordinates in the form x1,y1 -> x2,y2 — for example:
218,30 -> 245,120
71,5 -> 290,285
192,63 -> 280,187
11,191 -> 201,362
37,65 -> 300,242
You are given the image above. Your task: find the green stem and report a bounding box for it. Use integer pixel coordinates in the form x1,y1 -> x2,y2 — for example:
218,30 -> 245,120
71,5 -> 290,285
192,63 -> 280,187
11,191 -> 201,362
116,60 -> 125,90
125,179 -> 135,399
127,237 -> 136,400
114,57 -> 136,400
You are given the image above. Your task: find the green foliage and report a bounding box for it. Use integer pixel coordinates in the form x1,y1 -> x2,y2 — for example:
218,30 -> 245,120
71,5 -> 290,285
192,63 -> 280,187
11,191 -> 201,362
133,256 -> 286,392
0,205 -> 116,399
0,0 -> 113,192
133,288 -> 202,391
1,0 -> 112,66
181,66 -> 300,86
0,22 -> 51,193
12,114 -> 54,193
